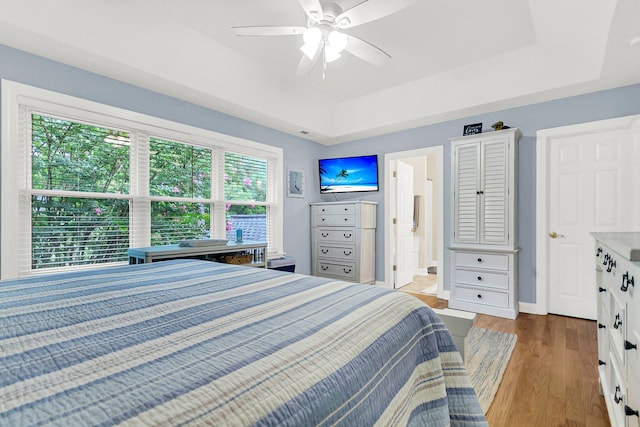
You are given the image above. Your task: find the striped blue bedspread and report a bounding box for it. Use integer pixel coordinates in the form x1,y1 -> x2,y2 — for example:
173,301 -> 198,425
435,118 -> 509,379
1,259 -> 486,426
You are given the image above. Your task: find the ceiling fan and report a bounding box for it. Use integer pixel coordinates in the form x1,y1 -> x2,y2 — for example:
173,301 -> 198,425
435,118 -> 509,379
232,0 -> 415,77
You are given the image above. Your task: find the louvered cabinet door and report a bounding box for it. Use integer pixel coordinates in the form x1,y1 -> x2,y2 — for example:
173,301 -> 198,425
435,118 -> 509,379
453,142 -> 481,244
480,139 -> 509,245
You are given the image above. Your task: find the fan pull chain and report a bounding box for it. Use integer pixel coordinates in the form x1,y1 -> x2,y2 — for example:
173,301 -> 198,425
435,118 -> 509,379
322,43 -> 327,80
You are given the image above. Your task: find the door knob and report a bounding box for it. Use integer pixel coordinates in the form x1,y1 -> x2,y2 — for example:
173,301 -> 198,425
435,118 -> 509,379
549,232 -> 565,239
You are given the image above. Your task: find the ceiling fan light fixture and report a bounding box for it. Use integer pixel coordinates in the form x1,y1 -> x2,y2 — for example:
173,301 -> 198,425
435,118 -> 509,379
303,27 -> 322,45
328,31 -> 348,53
300,42 -> 319,59
324,45 -> 341,63
337,17 -> 351,27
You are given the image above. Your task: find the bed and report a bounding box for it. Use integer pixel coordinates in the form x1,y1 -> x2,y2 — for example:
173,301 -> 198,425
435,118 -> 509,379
0,259 -> 486,426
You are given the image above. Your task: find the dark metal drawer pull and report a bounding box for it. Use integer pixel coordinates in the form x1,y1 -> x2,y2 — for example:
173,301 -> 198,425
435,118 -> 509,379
477,276 -> 483,281
626,406 -> 639,417
598,359 -> 606,366
625,340 -> 637,351
599,287 -> 607,293
614,386 -> 623,404
613,314 -> 623,329
477,258 -> 483,263
607,259 -> 616,272
598,323 -> 606,329
343,250 -> 352,256
321,249 -> 329,254
621,272 -> 634,292
596,247 -> 603,257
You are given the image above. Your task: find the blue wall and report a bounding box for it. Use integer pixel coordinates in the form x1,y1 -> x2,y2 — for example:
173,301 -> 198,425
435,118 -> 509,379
0,44 -> 324,275
3,44 -> 640,304
320,84 -> 640,304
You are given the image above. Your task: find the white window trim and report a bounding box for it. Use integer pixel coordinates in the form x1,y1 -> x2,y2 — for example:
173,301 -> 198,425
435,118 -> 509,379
1,80 -> 283,279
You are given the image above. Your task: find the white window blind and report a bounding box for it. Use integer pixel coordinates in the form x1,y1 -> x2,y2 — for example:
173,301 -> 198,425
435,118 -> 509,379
2,80 -> 284,278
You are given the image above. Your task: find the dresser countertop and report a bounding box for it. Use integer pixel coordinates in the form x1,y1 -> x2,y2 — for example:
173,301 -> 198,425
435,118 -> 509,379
590,232 -> 640,261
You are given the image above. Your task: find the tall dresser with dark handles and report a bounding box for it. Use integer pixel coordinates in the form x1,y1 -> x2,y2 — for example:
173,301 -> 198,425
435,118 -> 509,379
592,232 -> 640,427
311,201 -> 377,284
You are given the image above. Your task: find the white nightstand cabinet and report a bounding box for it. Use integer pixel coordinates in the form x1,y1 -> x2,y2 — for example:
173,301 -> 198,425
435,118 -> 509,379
311,201 -> 377,284
592,232 -> 640,427
448,128 -> 520,319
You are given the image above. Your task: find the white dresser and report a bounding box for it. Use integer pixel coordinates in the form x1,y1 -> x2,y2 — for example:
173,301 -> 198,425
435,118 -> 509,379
592,232 -> 640,427
448,128 -> 520,319
311,201 -> 377,284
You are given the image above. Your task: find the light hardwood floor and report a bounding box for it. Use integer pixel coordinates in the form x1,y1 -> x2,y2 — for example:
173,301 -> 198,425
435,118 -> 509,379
403,291 -> 610,427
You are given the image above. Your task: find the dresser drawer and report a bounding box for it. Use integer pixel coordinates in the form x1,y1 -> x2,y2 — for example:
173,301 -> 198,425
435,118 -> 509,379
453,268 -> 508,289
315,215 -> 356,226
610,291 -> 626,365
453,285 -> 509,308
454,252 -> 509,270
315,204 -> 355,215
317,262 -> 356,281
316,227 -> 356,244
317,244 -> 355,261
608,354 -> 627,427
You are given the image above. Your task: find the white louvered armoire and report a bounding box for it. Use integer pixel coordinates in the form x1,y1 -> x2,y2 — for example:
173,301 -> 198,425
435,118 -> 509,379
448,128 -> 521,319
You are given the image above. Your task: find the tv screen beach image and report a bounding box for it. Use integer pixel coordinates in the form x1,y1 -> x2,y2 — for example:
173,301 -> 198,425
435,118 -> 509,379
319,155 -> 378,194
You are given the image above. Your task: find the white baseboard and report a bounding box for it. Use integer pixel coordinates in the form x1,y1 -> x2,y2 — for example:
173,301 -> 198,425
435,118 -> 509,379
518,301 -> 546,315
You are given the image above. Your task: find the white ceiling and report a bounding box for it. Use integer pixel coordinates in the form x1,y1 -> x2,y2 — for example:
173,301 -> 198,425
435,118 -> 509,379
1,0 -> 639,145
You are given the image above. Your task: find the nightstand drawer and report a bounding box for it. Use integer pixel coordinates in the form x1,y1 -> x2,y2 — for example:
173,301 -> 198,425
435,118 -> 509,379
454,252 -> 509,270
317,245 -> 355,261
316,227 -> 356,244
317,262 -> 356,281
453,268 -> 508,289
453,285 -> 509,308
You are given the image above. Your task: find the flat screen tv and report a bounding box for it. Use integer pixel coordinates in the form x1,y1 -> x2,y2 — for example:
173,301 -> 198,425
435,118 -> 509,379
319,154 -> 379,194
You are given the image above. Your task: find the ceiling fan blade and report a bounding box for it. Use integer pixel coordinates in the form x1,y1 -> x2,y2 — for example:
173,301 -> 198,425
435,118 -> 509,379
296,43 -> 322,75
335,0 -> 415,29
344,35 -> 391,66
298,0 -> 324,21
232,26 -> 306,36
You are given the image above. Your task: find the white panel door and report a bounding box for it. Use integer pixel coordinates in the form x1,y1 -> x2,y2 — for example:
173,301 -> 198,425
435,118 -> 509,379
395,160 -> 414,287
548,129 -> 634,319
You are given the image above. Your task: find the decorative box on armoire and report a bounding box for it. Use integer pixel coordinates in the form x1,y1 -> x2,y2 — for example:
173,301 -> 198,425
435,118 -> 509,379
310,201 -> 377,284
448,128 -> 520,319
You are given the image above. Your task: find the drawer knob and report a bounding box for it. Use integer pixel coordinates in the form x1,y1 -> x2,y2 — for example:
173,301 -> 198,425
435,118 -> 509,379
607,258 -> 616,273
603,254 -> 610,265
477,294 -> 483,299
614,386 -> 623,404
477,258 -> 483,263
613,314 -> 623,329
596,247 -> 603,257
625,340 -> 637,351
477,276 -> 483,281
321,218 -> 326,222
344,218 -> 348,221
599,286 -> 607,293
598,323 -> 606,329
621,272 -> 635,292
598,359 -> 606,366
626,405 -> 639,418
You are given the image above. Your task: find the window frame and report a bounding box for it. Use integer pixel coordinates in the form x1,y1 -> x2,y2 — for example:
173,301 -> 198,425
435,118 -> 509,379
1,80 -> 283,279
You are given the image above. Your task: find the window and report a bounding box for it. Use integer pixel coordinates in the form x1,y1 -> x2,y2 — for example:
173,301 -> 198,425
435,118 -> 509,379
1,81 -> 283,278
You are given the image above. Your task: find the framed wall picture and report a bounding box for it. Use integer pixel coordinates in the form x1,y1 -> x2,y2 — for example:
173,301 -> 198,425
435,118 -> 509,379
287,168 -> 305,198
